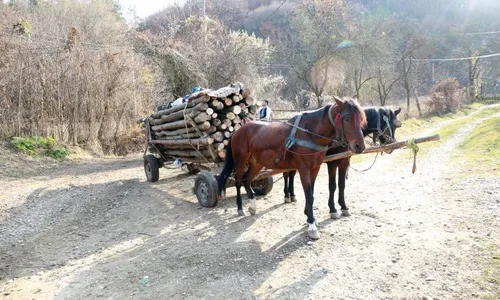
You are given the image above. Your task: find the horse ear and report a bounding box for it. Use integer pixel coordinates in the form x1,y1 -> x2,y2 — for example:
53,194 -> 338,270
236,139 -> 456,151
394,107 -> 402,115
334,96 -> 344,107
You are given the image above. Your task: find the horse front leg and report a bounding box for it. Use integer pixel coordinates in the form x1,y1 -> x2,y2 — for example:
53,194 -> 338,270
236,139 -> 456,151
289,170 -> 297,202
299,166 -> 321,240
338,160 -> 350,217
283,172 -> 291,203
327,161 -> 340,219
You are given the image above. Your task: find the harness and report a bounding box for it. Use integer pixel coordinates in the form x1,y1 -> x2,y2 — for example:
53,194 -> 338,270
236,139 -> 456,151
284,105 -> 352,154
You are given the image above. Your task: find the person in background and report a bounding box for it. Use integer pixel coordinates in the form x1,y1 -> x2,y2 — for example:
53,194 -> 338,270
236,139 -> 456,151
258,100 -> 273,121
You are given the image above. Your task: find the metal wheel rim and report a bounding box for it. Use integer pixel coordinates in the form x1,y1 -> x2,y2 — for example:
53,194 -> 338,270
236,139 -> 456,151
197,180 -> 209,204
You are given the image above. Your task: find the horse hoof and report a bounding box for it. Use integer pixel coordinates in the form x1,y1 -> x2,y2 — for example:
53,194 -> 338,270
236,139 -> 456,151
237,210 -> 245,216
330,212 -> 340,219
308,230 -> 320,240
290,196 -> 297,202
284,197 -> 291,204
341,209 -> 351,217
248,207 -> 256,216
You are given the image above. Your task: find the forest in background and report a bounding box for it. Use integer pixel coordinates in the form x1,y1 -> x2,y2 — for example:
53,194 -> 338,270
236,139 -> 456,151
1,0 -> 499,154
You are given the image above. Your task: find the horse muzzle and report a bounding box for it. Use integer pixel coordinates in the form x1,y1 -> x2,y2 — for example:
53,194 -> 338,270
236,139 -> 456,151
352,143 -> 364,154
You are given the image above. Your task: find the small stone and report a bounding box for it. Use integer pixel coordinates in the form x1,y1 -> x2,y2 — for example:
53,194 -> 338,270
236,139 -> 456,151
422,296 -> 433,300
425,276 -> 436,281
375,224 -> 382,227
307,241 -> 313,246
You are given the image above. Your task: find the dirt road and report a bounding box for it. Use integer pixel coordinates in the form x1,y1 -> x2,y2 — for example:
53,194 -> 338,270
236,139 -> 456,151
0,114 -> 498,300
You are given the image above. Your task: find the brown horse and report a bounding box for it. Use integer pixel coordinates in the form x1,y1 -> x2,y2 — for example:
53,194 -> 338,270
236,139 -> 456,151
283,106 -> 402,218
217,97 -> 367,240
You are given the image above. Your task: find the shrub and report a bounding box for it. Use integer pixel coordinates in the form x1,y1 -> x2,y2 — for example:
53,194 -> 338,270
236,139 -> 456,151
428,78 -> 463,115
11,136 -> 70,160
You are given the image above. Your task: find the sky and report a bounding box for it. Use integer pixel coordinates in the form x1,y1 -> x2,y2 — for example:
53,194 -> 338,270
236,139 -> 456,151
118,0 -> 187,19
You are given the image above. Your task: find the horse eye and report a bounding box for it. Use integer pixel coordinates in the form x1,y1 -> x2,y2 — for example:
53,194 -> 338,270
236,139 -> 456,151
344,116 -> 352,122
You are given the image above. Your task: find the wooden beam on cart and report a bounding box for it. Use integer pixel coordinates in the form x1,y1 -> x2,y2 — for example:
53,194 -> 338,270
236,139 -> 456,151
251,134 -> 440,181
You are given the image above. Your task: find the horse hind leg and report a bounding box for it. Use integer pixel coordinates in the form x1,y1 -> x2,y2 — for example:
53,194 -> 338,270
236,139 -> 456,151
289,170 -> 297,202
235,165 -> 245,216
243,162 -> 264,216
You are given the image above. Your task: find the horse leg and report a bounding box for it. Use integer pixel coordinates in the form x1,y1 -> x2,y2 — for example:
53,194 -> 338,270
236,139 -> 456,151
235,165 -> 245,216
299,166 -> 321,240
283,172 -> 291,203
338,160 -> 350,217
327,161 -> 340,219
289,170 -> 297,202
243,162 -> 264,216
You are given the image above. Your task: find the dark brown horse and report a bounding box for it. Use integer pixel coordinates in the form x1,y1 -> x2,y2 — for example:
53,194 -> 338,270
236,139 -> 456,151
283,106 -> 402,218
217,97 -> 367,240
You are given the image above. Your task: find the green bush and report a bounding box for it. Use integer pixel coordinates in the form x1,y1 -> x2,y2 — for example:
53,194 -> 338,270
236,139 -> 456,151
11,136 -> 70,160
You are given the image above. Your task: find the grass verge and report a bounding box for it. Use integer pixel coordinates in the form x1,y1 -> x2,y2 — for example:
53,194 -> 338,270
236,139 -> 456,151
454,116 -> 500,177
11,136 -> 70,160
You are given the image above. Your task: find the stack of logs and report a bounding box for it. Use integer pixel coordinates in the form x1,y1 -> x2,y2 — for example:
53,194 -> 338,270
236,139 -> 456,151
141,83 -> 258,163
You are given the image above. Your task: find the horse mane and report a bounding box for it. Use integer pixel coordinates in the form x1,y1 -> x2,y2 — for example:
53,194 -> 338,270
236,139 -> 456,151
342,97 -> 367,128
363,107 -> 381,130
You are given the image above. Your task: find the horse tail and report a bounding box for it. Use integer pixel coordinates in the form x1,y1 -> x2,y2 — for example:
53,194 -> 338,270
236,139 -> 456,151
217,138 -> 234,196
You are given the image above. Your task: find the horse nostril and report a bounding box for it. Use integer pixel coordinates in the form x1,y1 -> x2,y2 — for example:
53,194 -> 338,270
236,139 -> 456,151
354,143 -> 362,153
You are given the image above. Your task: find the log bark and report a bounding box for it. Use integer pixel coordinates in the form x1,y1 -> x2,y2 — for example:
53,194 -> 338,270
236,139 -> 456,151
163,149 -> 212,158
213,143 -> 225,151
155,121 -> 211,137
216,123 -> 227,131
211,118 -> 222,126
211,131 -> 224,142
225,105 -> 241,115
151,112 -> 211,132
245,97 -> 254,106
150,137 -> 214,147
248,105 -> 257,114
242,89 -> 251,99
217,149 -> 226,159
150,102 -> 209,125
224,97 -> 233,106
151,94 -> 210,119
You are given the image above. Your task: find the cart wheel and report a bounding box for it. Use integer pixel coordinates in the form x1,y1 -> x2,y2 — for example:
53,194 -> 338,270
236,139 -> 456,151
144,154 -> 160,182
252,177 -> 274,196
195,171 -> 218,207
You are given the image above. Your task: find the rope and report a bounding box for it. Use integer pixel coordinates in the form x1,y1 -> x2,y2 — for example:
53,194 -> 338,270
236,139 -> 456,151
348,152 -> 379,173
406,137 -> 419,174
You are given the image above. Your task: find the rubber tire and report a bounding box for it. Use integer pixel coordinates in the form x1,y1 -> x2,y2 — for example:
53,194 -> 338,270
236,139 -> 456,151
144,154 -> 160,182
252,177 -> 274,196
195,171 -> 219,207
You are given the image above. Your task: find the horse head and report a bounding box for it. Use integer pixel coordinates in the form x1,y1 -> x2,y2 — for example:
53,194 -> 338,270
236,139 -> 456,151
377,107 -> 402,145
333,96 -> 367,154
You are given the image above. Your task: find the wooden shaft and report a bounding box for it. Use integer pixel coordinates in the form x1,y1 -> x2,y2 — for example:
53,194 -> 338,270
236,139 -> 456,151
251,135 -> 441,181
